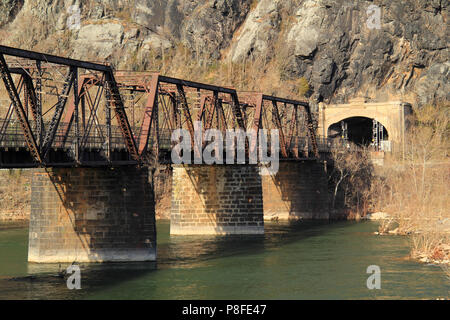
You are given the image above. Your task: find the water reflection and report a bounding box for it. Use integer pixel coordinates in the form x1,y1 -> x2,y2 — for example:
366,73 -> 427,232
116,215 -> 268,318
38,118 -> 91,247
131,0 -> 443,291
3,262 -> 157,300
157,220 -> 334,269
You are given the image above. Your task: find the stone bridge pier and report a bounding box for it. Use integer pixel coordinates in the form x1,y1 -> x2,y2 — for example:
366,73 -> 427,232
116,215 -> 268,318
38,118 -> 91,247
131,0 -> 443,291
261,161 -> 329,220
28,167 -> 156,263
170,165 -> 264,235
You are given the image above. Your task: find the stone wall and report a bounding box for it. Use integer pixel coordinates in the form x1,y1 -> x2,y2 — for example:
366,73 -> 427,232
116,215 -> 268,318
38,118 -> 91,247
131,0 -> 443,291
170,165 -> 264,235
262,161 -> 329,220
28,167 -> 156,263
0,169 -> 31,221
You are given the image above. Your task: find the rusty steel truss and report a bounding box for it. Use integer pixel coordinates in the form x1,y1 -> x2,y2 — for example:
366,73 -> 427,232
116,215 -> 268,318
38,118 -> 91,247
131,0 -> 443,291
0,45 -> 318,168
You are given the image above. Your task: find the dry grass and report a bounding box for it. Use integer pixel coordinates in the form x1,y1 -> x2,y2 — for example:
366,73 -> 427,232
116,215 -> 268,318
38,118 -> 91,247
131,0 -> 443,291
0,169 -> 31,220
151,40 -> 305,98
370,102 -> 450,265
411,232 -> 450,263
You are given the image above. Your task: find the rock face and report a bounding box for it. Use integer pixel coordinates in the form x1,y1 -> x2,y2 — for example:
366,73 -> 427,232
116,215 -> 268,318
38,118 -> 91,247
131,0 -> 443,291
0,0 -> 23,27
416,62 -> 450,106
229,0 -> 281,62
74,23 -> 124,59
181,0 -> 251,60
280,0 -> 449,104
0,0 -> 448,106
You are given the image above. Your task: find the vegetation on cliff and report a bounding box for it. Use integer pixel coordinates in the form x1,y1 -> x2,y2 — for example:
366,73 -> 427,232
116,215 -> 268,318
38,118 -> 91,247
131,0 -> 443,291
0,0 -> 448,106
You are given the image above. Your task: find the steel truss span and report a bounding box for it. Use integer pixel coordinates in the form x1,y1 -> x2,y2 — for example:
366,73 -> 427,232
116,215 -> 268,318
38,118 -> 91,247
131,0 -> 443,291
0,45 -> 319,168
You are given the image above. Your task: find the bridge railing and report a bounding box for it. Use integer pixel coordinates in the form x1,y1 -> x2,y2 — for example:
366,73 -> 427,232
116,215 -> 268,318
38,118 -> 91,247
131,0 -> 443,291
0,119 -> 174,151
1,117 -> 334,159
0,119 -> 29,148
0,119 -> 132,150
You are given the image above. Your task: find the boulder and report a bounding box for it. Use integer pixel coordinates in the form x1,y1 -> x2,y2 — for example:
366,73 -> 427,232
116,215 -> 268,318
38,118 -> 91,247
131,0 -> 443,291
74,23 -> 124,59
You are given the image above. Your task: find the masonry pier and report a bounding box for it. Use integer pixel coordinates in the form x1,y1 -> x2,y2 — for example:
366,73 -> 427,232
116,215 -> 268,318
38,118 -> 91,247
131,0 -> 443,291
261,161 -> 329,220
170,165 -> 264,235
28,167 -> 156,263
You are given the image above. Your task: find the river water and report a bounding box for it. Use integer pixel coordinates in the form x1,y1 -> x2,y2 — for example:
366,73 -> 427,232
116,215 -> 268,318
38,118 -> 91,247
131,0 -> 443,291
0,220 -> 448,300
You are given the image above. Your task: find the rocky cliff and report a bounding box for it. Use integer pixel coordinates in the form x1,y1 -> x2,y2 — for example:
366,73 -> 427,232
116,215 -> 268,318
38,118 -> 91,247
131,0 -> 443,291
0,0 -> 448,106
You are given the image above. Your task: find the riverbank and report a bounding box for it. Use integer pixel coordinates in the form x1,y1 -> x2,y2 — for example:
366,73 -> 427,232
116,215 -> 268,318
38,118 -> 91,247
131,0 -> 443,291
363,212 -> 450,270
365,104 -> 450,271
369,160 -> 450,268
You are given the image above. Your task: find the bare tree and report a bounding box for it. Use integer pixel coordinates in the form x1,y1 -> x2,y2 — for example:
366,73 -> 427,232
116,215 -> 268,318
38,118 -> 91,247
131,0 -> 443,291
329,141 -> 373,214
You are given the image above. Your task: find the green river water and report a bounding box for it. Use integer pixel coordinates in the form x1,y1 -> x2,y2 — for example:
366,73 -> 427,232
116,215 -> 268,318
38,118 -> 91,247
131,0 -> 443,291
0,220 -> 448,299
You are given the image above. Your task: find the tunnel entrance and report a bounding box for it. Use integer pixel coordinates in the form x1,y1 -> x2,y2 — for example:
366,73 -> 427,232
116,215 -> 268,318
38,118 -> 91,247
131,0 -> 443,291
327,117 -> 389,149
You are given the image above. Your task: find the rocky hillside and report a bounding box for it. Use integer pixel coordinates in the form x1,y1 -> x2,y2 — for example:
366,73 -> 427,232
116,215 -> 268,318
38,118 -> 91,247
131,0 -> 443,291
0,0 -> 448,106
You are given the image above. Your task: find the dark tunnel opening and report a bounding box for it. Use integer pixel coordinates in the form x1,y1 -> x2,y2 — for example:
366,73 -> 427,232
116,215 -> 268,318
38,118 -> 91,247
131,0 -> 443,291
327,117 -> 389,147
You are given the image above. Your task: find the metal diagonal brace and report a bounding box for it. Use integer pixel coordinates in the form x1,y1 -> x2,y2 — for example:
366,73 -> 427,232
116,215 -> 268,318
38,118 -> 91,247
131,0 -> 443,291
196,95 -> 209,123
250,93 -> 264,156
59,76 -> 90,147
0,54 -> 41,163
41,67 -> 76,160
231,93 -> 245,130
176,84 -> 195,148
0,75 -> 23,144
217,99 -> 227,132
104,70 -> 140,162
271,100 -> 288,158
304,104 -> 319,158
204,92 -> 218,133
23,73 -> 44,147
138,74 -> 159,155
288,106 -> 300,159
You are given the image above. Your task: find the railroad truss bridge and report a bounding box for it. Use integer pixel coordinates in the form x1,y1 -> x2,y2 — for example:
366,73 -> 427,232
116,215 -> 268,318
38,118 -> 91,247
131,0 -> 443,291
0,45 -> 330,263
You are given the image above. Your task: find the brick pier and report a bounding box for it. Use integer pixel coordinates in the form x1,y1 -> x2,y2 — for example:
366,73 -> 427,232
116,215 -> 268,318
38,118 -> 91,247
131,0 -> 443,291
28,167 -> 156,263
170,165 -> 264,235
